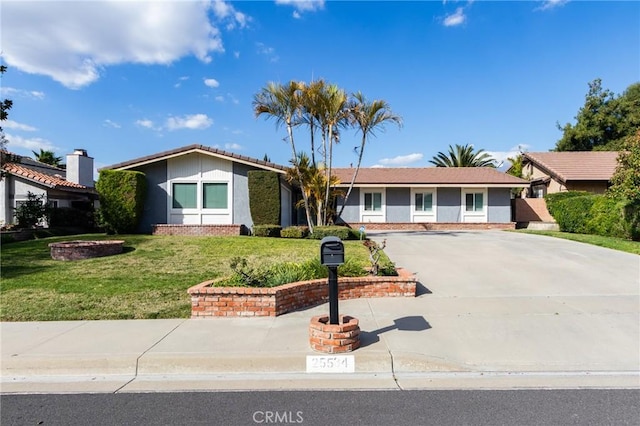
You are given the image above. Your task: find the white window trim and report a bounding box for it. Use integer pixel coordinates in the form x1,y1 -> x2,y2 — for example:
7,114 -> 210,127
411,188 -> 437,223
461,188 -> 488,222
168,178 -> 233,224
360,187 -> 385,222
201,181 -> 231,212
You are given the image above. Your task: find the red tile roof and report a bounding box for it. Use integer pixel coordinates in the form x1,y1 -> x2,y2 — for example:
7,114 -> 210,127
332,167 -> 528,186
3,162 -> 94,191
523,151 -> 619,182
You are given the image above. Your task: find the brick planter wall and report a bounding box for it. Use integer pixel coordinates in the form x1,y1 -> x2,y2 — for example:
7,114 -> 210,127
309,315 -> 360,353
152,224 -> 247,236
188,268 -> 417,318
49,240 -> 125,261
347,222 -> 516,231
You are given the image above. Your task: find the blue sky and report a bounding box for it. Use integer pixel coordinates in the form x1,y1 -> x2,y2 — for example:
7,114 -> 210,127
2,0 -> 639,174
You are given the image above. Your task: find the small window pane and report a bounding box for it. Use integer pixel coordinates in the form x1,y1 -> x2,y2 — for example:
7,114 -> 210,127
415,193 -> 423,211
465,193 -> 474,211
373,193 -> 382,211
173,183 -> 197,209
203,183 -> 228,209
474,193 -> 483,211
364,193 -> 372,211
423,193 -> 433,211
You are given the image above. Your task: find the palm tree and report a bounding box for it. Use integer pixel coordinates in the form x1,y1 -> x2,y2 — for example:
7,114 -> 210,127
253,81 -> 314,231
299,79 -> 326,167
429,144 -> 496,167
32,149 -> 64,168
337,92 -> 402,219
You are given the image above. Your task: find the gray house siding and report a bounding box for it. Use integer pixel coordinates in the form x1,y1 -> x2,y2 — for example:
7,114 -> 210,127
336,187 -> 360,224
386,187 -> 410,222
131,161 -> 168,234
487,188 -> 512,223
232,163 -> 253,229
436,187 -> 461,222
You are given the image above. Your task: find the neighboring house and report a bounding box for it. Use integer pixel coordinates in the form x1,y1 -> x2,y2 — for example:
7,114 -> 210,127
522,151 -> 619,198
100,144 -> 292,233
0,149 -> 97,226
332,167 -> 528,225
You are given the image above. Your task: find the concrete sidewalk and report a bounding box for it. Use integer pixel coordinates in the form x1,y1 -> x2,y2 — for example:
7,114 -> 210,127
2,231 -> 639,393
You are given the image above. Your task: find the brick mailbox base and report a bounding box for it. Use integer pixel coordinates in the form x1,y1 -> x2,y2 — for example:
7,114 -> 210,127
309,315 -> 360,353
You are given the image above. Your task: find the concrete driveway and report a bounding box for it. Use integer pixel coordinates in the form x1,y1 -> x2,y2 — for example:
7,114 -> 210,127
368,230 -> 640,379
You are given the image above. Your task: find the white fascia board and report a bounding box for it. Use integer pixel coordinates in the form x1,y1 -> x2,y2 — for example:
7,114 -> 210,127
335,183 -> 522,188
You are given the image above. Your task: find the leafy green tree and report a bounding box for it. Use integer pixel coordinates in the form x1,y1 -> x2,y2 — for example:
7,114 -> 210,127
1,65 -> 15,180
337,92 -> 402,218
32,149 -> 64,168
608,130 -> 640,203
555,79 -> 640,151
429,143 -> 496,167
14,192 -> 49,228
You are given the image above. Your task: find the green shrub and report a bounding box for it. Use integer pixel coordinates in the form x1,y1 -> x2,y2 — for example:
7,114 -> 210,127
281,226 -> 310,238
585,197 -> 628,239
248,171 -> 280,225
95,170 -> 146,234
252,224 -> 282,237
622,201 -> 640,241
551,195 -> 596,234
545,191 -> 591,218
308,226 -> 360,240
49,206 -> 96,229
14,192 -> 48,228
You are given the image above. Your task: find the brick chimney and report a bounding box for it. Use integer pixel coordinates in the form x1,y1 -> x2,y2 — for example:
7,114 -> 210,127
66,149 -> 94,188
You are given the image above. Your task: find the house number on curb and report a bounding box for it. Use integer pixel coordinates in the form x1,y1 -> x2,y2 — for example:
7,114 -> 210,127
306,355 -> 355,373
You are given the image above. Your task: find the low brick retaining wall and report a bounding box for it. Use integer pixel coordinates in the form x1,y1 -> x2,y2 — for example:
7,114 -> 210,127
188,268 -> 417,318
152,224 -> 247,236
347,222 -> 516,231
49,240 -> 124,261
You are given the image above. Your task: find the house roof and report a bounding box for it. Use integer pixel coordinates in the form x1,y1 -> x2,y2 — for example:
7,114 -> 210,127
332,167 -> 529,187
523,151 -> 619,183
2,161 -> 95,192
101,144 -> 288,173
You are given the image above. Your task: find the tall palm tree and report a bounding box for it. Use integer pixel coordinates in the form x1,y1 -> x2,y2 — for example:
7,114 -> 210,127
253,81 -> 314,231
32,149 -> 64,168
429,144 -> 497,167
299,79 -> 326,167
337,92 -> 402,219
318,84 -> 349,225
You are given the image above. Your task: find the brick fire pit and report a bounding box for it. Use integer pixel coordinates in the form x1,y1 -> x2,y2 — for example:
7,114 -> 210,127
49,240 -> 125,261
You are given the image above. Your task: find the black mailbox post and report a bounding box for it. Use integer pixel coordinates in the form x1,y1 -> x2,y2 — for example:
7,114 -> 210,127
320,236 -> 344,324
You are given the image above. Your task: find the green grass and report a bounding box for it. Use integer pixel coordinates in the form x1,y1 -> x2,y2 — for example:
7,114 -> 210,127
515,230 -> 640,255
0,234 -> 377,321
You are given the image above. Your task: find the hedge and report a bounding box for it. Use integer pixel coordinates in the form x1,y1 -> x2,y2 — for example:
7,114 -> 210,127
546,192 -> 640,240
95,170 -> 146,234
307,226 -> 361,241
248,171 -> 280,226
281,226 -> 310,238
252,224 -> 282,237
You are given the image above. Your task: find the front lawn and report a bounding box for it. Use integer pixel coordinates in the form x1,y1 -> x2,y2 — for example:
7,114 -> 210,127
0,234 -> 376,321
515,230 -> 640,255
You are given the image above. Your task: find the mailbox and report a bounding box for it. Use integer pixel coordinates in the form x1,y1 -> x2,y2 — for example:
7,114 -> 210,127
320,236 -> 344,267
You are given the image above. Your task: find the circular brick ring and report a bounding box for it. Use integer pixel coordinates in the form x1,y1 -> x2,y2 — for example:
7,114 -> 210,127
49,240 -> 125,261
309,314 -> 360,353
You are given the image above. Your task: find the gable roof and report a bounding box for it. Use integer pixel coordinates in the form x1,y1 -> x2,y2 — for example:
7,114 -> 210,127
101,144 -> 287,173
523,151 -> 619,183
3,162 -> 94,192
332,167 -> 528,187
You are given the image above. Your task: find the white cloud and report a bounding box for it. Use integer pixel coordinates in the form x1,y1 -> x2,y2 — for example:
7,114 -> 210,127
233,51 -> 240,59
293,11 -> 301,19
443,7 -> 466,27
535,0 -> 569,11
3,120 -> 37,132
215,95 -> 225,102
1,1 -> 232,89
174,76 -> 189,88
378,153 -> 424,166
5,133 -> 58,152
135,119 -> 160,131
103,119 -> 121,129
275,0 -> 325,14
211,0 -> 250,29
166,114 -> 213,131
1,87 -> 45,100
256,43 -> 279,63
485,144 -> 531,169
224,143 -> 242,150
204,78 -> 220,88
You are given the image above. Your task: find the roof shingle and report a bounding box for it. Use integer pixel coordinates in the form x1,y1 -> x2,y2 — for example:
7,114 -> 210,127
3,162 -> 93,191
523,151 -> 619,182
332,167 -> 528,186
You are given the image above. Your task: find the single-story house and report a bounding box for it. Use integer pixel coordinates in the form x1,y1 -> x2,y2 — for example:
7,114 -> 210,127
332,167 -> 528,227
100,144 -> 293,234
522,151 -> 619,198
101,144 -> 529,234
0,149 -> 97,226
